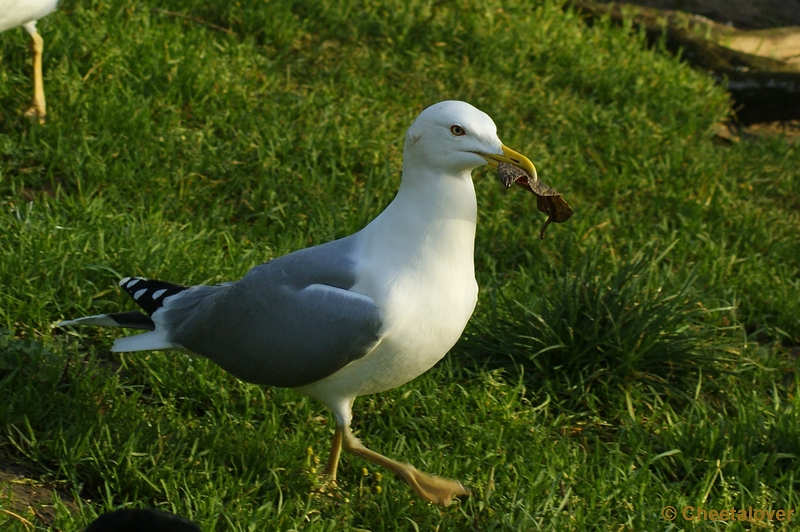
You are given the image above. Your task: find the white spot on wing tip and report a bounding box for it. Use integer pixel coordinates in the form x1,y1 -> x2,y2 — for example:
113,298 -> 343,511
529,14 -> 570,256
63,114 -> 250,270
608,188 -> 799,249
152,289 -> 167,300
133,288 -> 147,300
119,277 -> 131,286
127,278 -> 140,288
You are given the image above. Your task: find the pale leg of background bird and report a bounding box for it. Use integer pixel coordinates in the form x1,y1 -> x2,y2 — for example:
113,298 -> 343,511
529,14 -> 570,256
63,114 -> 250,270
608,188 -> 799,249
322,400 -> 469,506
22,21 -> 46,122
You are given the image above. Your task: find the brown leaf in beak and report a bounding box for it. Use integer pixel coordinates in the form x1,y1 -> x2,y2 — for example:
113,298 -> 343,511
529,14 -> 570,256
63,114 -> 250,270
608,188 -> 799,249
497,162 -> 574,239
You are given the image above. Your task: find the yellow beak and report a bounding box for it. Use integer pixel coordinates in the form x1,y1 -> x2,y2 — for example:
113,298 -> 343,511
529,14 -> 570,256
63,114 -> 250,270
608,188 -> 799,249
480,145 -> 538,181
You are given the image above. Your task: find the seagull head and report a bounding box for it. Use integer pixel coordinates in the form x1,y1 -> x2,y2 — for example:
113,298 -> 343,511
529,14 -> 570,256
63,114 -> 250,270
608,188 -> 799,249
404,100 -> 537,180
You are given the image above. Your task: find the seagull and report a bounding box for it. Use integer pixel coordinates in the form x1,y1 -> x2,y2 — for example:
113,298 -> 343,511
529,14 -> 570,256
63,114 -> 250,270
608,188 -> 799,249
0,0 -> 60,121
58,100 -> 540,506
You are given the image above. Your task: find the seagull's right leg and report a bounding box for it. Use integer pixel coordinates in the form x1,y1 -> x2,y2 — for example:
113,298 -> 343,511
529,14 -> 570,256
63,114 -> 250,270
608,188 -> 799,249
22,21 -> 46,123
341,425 -> 469,507
321,398 -> 468,505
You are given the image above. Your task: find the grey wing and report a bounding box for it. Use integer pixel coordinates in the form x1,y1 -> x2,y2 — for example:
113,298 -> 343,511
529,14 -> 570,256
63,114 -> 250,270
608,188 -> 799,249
161,239 -> 382,388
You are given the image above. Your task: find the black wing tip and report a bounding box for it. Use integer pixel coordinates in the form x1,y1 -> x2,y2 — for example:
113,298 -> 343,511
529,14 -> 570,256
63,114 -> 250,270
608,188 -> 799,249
119,277 -> 189,316
106,311 -> 156,331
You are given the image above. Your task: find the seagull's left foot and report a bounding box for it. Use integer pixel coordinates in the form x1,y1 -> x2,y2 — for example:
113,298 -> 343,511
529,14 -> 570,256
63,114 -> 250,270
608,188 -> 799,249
316,474 -> 340,496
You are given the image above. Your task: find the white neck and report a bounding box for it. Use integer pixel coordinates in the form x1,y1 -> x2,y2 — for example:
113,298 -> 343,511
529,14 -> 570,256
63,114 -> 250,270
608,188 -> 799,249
360,160 -> 478,267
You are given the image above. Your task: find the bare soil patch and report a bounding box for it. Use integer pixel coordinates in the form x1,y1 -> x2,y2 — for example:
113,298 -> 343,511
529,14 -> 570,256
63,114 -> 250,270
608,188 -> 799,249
0,458 -> 79,530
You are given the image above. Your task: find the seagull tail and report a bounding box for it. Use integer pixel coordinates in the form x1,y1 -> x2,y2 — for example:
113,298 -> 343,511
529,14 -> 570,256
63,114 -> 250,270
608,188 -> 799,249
56,312 -> 182,352
57,276 -> 191,353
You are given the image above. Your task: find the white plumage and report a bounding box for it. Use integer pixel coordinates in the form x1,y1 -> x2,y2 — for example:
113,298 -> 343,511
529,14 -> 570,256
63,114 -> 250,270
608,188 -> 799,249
1,0 -> 60,121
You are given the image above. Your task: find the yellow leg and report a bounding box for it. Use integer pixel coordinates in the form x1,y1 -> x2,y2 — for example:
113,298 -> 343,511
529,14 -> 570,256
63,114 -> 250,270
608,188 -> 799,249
322,425 -> 343,481
342,427 -> 469,506
23,23 -> 46,123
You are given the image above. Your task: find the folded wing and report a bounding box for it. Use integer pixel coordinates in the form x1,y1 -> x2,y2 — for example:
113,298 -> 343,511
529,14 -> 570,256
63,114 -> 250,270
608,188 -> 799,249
116,237 -> 383,388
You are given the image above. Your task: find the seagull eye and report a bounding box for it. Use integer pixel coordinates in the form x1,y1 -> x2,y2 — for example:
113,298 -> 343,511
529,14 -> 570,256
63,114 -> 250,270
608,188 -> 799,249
449,125 -> 466,136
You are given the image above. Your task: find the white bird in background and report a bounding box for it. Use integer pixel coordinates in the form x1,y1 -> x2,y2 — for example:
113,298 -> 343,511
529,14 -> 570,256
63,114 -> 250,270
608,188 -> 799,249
59,101 -> 545,506
0,0 -> 60,121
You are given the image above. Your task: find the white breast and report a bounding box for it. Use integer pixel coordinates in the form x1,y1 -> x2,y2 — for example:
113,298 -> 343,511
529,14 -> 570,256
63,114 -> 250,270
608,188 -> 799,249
298,166 -> 479,407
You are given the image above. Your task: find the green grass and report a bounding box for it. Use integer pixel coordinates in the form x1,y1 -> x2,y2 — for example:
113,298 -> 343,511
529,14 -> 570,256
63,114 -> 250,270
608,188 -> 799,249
1,0 -> 799,529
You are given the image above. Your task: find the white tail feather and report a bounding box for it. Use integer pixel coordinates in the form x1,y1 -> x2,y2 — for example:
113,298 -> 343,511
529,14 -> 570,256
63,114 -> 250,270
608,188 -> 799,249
111,330 -> 182,352
57,314 -> 120,328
